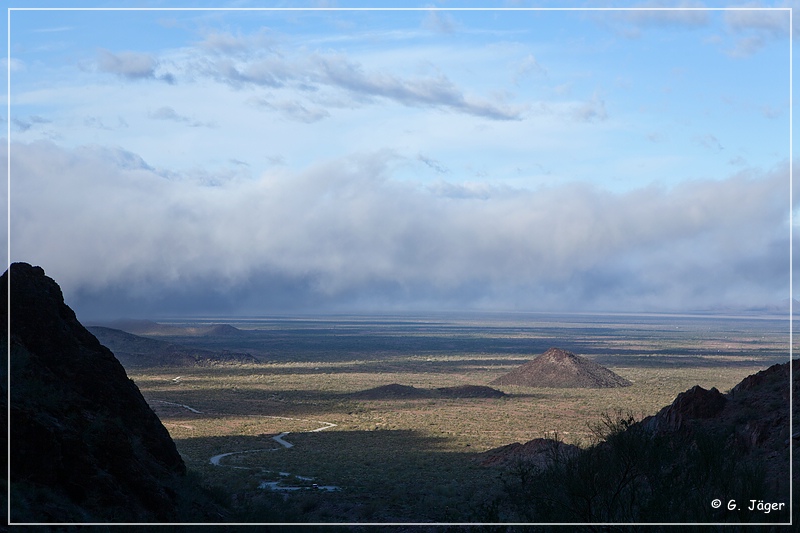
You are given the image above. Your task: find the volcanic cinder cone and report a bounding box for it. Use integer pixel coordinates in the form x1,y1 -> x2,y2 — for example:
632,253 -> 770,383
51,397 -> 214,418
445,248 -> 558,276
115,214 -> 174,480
491,347 -> 632,388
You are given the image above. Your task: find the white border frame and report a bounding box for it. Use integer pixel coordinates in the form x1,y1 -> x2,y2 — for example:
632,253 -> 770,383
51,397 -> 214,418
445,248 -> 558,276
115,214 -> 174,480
5,5 -> 794,528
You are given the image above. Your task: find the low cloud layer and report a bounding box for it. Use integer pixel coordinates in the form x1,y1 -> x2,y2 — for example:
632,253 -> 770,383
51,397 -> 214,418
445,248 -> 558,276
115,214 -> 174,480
6,141 -> 792,318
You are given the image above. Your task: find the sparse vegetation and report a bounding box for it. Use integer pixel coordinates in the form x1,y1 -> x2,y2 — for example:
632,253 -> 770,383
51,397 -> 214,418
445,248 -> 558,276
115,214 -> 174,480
493,411 -> 779,526
121,314 -> 791,525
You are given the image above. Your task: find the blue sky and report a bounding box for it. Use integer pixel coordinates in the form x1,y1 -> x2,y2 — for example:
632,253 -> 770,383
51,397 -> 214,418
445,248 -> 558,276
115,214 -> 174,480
2,1 -> 796,317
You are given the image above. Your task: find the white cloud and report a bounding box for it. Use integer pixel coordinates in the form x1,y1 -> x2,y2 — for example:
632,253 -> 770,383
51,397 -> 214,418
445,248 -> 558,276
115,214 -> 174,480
624,3 -> 710,28
197,29 -> 276,56
96,49 -> 175,83
727,34 -> 767,57
417,154 -> 449,174
572,93 -> 608,123
602,1 -> 710,37
695,133 -> 724,151
513,53 -> 547,84
185,42 -> 528,120
97,49 -> 157,79
248,97 -> 331,123
724,6 -> 790,36
12,115 -> 51,132
422,11 -> 459,34
723,5 -> 790,58
6,141 -> 790,315
148,106 -> 216,128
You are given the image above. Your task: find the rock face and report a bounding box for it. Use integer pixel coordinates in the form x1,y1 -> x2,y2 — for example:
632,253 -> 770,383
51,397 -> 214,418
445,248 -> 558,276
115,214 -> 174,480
484,361 -> 796,523
642,360 -> 796,461
476,438 -> 580,468
491,347 -> 632,388
4,263 -> 187,522
640,385 -> 727,432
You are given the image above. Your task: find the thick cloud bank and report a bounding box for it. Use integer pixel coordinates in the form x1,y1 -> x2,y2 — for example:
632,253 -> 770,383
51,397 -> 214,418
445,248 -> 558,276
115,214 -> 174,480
6,141 -> 791,317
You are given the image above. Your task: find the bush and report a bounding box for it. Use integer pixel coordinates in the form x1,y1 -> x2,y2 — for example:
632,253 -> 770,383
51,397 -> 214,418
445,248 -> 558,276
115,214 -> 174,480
496,411 -> 775,526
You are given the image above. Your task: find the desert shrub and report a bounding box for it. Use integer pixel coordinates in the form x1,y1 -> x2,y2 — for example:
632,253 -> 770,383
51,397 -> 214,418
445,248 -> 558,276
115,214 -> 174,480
496,412 -> 775,527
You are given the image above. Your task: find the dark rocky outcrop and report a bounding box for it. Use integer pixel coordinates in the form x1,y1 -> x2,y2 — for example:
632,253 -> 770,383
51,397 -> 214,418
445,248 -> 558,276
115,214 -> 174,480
491,347 -> 632,388
489,359 -> 797,523
640,385 -> 727,432
4,263 -> 190,522
640,360 -> 797,492
476,438 -> 579,469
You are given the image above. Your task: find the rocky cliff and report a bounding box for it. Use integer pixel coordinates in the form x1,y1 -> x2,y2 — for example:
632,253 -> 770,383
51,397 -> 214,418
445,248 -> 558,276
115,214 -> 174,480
487,358 -> 797,523
4,263 -> 189,522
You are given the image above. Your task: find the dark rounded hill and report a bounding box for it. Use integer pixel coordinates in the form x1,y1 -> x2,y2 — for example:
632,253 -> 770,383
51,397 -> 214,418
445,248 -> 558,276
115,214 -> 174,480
3,263 -> 220,522
436,385 -> 506,398
352,383 -> 505,400
491,347 -> 632,388
353,383 -> 430,400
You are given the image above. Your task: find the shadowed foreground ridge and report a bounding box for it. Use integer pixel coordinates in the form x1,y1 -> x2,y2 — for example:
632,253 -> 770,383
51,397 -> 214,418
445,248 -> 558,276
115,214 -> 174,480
491,347 -> 632,388
4,262 -> 193,522
487,359 -> 797,525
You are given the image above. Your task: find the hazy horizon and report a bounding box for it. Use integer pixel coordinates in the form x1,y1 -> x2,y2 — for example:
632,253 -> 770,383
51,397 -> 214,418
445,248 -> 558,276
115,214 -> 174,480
5,2 -> 797,319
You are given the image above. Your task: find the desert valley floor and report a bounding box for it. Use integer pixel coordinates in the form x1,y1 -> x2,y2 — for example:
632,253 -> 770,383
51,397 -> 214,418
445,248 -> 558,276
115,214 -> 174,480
101,312 -> 793,523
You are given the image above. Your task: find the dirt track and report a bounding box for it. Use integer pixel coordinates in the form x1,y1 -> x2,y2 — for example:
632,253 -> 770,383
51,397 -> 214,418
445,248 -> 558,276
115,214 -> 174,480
153,399 -> 337,482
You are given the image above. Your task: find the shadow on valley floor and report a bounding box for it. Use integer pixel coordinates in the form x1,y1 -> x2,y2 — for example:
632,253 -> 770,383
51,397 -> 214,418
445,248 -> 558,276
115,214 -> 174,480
172,429 -> 500,524
141,386 -> 537,419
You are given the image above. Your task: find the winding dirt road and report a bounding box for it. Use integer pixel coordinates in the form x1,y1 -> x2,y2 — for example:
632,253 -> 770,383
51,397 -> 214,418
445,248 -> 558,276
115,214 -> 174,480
153,399 -> 336,476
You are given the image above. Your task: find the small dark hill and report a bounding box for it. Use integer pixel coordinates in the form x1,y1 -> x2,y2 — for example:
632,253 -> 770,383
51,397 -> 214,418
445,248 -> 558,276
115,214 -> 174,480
4,263 -> 196,522
352,383 -> 505,400
88,326 -> 257,368
202,323 -> 243,336
491,347 -> 632,388
353,383 -> 430,400
436,385 -> 506,398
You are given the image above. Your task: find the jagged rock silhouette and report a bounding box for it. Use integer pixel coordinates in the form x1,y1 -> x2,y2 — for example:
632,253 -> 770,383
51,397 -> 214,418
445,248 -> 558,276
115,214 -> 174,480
4,263 -> 188,522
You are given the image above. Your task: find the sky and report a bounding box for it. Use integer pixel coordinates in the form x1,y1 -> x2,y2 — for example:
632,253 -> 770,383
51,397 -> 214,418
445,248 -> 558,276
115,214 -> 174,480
2,1 -> 797,318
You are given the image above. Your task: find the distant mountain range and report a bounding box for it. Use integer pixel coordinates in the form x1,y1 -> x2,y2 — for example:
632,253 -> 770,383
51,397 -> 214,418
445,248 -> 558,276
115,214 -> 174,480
92,318 -> 245,336
696,298 -> 800,316
87,326 -> 257,368
84,318 -> 257,368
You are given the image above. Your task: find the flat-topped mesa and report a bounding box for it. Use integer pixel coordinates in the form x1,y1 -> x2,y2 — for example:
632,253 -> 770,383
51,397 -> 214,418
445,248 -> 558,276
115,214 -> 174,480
491,347 -> 632,388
